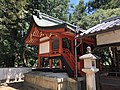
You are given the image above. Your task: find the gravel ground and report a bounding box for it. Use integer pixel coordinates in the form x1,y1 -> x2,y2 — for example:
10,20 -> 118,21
0,81 -> 23,90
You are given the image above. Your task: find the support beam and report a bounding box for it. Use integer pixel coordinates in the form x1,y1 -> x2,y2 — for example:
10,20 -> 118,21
59,36 -> 63,53
49,58 -> 52,69
80,44 -> 83,55
50,38 -> 52,54
38,43 -> 41,69
71,38 -> 74,55
60,60 -> 63,69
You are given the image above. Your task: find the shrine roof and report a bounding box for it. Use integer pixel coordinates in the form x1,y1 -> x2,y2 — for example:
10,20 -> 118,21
80,16 -> 120,36
32,10 -> 84,32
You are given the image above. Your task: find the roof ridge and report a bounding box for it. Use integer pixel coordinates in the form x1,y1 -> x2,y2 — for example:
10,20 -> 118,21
34,10 -> 77,28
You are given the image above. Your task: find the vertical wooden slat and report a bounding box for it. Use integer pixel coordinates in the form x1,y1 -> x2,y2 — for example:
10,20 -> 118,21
59,36 -> 63,53
60,60 -> 63,69
37,43 -> 41,69
71,38 -> 74,55
49,58 -> 52,69
49,38 -> 52,54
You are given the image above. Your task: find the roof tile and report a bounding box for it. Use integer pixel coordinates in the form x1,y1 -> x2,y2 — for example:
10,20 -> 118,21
81,16 -> 120,36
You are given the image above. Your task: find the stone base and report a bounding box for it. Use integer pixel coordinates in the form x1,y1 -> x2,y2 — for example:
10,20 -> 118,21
23,71 -> 85,90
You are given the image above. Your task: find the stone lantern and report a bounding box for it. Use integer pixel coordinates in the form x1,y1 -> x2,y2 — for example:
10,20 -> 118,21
79,46 -> 99,90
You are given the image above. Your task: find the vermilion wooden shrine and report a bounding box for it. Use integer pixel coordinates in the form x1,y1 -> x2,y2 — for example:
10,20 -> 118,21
25,12 -> 94,77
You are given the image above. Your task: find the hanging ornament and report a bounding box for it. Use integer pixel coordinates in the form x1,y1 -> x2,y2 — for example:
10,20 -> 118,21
49,32 -> 53,37
40,32 -> 43,37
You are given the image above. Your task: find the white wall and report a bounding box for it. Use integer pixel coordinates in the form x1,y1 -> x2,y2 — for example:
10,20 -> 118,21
97,29 -> 120,45
0,67 -> 31,81
39,41 -> 50,54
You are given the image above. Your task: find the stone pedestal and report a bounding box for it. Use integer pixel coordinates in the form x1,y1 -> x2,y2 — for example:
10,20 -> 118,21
82,68 -> 99,90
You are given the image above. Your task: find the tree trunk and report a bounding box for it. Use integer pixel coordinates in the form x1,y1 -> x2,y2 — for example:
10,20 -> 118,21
22,51 -> 28,67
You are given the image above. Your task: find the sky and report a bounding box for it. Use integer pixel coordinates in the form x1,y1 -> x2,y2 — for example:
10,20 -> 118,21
69,0 -> 89,13
70,0 -> 89,5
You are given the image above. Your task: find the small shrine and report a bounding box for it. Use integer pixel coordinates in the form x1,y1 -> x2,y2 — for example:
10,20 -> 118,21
25,11 -> 94,77
81,16 -> 120,90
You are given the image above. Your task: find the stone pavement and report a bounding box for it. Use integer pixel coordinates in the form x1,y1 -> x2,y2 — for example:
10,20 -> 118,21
0,86 -> 17,90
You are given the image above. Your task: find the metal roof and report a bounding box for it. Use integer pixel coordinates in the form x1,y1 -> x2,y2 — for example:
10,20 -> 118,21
32,10 -> 84,32
80,16 -> 120,36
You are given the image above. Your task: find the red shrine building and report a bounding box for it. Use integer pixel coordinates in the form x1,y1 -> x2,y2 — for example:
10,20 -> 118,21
25,11 -> 94,77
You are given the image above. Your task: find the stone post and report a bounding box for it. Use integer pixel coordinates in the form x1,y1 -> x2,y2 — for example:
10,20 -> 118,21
79,46 -> 99,90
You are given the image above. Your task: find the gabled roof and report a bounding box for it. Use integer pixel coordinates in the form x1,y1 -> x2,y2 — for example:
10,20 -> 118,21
80,16 -> 120,36
25,11 -> 85,46
32,10 -> 84,33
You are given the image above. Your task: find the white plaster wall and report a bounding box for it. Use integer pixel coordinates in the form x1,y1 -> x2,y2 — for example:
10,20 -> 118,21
39,41 -> 50,54
97,29 -> 120,45
0,67 -> 31,81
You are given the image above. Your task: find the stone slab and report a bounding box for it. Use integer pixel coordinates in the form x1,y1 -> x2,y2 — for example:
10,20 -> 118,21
24,71 -> 85,90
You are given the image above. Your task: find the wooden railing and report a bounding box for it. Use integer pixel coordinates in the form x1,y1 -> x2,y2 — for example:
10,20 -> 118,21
62,48 -> 75,70
63,49 -> 75,63
108,72 -> 120,77
100,71 -> 120,77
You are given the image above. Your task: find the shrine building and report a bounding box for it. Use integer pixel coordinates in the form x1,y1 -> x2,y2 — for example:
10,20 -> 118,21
25,11 -> 94,77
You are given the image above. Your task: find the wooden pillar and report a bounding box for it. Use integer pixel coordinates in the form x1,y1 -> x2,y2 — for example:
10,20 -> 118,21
114,47 -> 119,72
59,36 -> 62,53
49,58 -> 52,69
60,60 -> 63,69
112,47 -> 117,71
50,38 -> 52,54
38,43 -> 40,69
71,38 -> 74,55
81,43 -> 83,55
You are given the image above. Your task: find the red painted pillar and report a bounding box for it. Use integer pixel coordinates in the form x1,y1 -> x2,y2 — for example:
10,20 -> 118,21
59,36 -> 62,53
71,38 -> 74,55
38,43 -> 40,69
49,58 -> 52,69
60,60 -> 63,69
38,54 -> 41,69
80,43 -> 83,55
49,38 -> 52,54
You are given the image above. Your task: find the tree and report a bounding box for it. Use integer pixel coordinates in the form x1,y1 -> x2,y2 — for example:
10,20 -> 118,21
77,8 -> 120,29
0,0 -> 71,67
87,0 -> 120,13
25,0 -> 70,21
0,0 -> 29,67
69,0 -> 86,25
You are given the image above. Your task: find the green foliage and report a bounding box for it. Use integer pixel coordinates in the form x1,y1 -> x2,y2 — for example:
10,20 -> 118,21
0,0 -> 31,67
25,0 -> 70,21
77,8 -> 120,29
69,0 -> 120,29
87,0 -> 120,12
0,0 -> 71,67
69,0 -> 86,24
